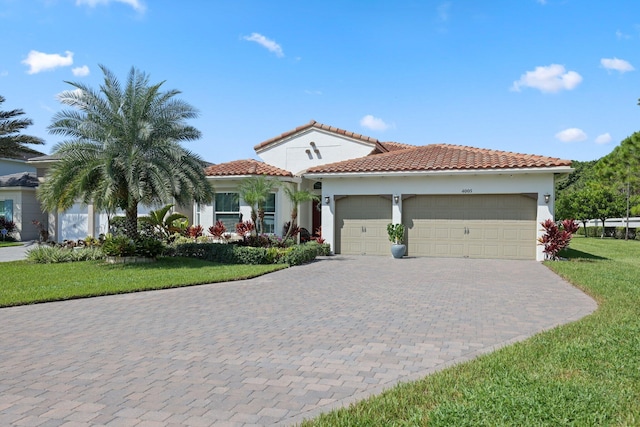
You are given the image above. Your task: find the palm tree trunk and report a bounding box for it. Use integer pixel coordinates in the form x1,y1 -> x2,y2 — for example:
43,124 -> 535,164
258,208 -> 265,235
125,207 -> 139,240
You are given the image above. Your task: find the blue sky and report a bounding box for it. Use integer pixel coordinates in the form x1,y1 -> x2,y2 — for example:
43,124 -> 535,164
1,0 -> 639,163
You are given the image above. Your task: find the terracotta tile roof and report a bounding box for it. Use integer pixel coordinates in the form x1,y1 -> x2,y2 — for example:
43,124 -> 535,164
254,120 -> 380,152
204,159 -> 293,177
379,141 -> 416,152
306,144 -> 572,174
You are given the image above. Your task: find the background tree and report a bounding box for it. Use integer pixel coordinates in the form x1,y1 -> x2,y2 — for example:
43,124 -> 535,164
0,95 -> 44,158
37,65 -> 213,239
588,185 -> 626,237
555,188 -> 597,235
282,185 -> 319,240
595,132 -> 640,238
237,175 -> 279,235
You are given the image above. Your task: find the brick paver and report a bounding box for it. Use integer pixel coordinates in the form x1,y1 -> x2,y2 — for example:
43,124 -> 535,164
0,256 -> 596,426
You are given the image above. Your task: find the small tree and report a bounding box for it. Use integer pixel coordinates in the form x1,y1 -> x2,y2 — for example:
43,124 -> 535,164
282,185 -> 319,240
237,176 -> 279,235
555,188 -> 597,236
589,185 -> 626,238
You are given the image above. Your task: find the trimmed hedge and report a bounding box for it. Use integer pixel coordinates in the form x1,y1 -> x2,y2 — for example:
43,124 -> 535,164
576,226 -> 639,240
171,242 -> 321,266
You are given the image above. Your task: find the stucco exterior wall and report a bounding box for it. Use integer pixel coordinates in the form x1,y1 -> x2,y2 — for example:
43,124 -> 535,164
256,129 -> 377,175
319,172 -> 556,261
0,158 -> 36,176
18,189 -> 45,241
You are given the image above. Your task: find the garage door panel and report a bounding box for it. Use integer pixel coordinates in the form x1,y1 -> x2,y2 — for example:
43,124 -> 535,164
404,194 -> 536,260
336,196 -> 392,255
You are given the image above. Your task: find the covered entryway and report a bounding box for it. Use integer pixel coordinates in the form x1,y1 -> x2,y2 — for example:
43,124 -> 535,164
335,195 -> 392,255
403,194 -> 537,260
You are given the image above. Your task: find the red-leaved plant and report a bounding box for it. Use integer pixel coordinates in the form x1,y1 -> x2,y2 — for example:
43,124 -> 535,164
311,226 -> 325,244
208,221 -> 228,240
235,221 -> 255,236
537,218 -> 579,260
187,225 -> 203,238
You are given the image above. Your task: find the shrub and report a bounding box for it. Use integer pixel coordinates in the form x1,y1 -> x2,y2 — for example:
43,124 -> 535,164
0,217 -> 17,241
172,241 -> 318,266
282,243 -> 318,266
235,221 -> 255,237
102,235 -> 136,257
538,219 -> 579,260
209,220 -> 228,240
233,246 -> 270,265
134,237 -> 165,258
187,225 -> 204,238
172,242 -> 237,263
26,245 -> 104,263
306,240 -> 331,256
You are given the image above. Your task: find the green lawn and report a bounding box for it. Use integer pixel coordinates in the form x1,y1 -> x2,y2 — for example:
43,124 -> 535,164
0,241 -> 23,248
302,237 -> 640,426
0,257 -> 287,307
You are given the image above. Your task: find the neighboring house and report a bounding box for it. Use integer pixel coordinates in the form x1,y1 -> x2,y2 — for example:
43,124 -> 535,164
0,153 -> 46,241
29,120 -> 571,260
201,121 -> 571,261
28,154 -> 170,242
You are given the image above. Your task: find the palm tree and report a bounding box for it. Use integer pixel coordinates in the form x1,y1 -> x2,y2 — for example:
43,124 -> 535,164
283,185 -> 319,240
237,175 -> 280,234
37,65 -> 214,239
0,95 -> 44,158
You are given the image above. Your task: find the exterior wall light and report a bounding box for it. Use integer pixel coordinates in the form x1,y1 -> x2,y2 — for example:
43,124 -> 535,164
544,193 -> 551,204
324,196 -> 331,205
393,195 -> 400,204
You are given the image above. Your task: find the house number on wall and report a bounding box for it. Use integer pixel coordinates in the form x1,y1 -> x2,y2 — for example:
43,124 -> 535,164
461,188 -> 473,193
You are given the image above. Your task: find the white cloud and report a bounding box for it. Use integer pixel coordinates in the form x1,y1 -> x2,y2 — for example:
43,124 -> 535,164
437,2 -> 451,21
595,133 -> 612,144
511,64 -> 582,93
22,50 -> 73,74
616,30 -> 631,40
243,33 -> 284,57
360,115 -> 391,131
72,65 -> 90,77
304,90 -> 323,95
75,0 -> 145,12
555,128 -> 587,142
536,0 -> 547,4
601,57 -> 634,73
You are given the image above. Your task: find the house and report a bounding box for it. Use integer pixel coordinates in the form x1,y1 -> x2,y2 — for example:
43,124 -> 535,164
28,153 -> 168,242
201,121 -> 572,261
0,152 -> 47,241
29,120 -> 571,260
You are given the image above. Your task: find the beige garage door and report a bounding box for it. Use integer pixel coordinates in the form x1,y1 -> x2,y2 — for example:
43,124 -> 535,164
335,195 -> 392,255
403,194 -> 537,260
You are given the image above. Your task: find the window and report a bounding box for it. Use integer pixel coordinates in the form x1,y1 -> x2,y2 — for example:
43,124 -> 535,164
262,193 -> 276,234
0,200 -> 13,222
215,193 -> 239,231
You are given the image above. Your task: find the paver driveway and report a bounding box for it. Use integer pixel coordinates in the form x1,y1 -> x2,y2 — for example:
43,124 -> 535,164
0,256 -> 596,426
